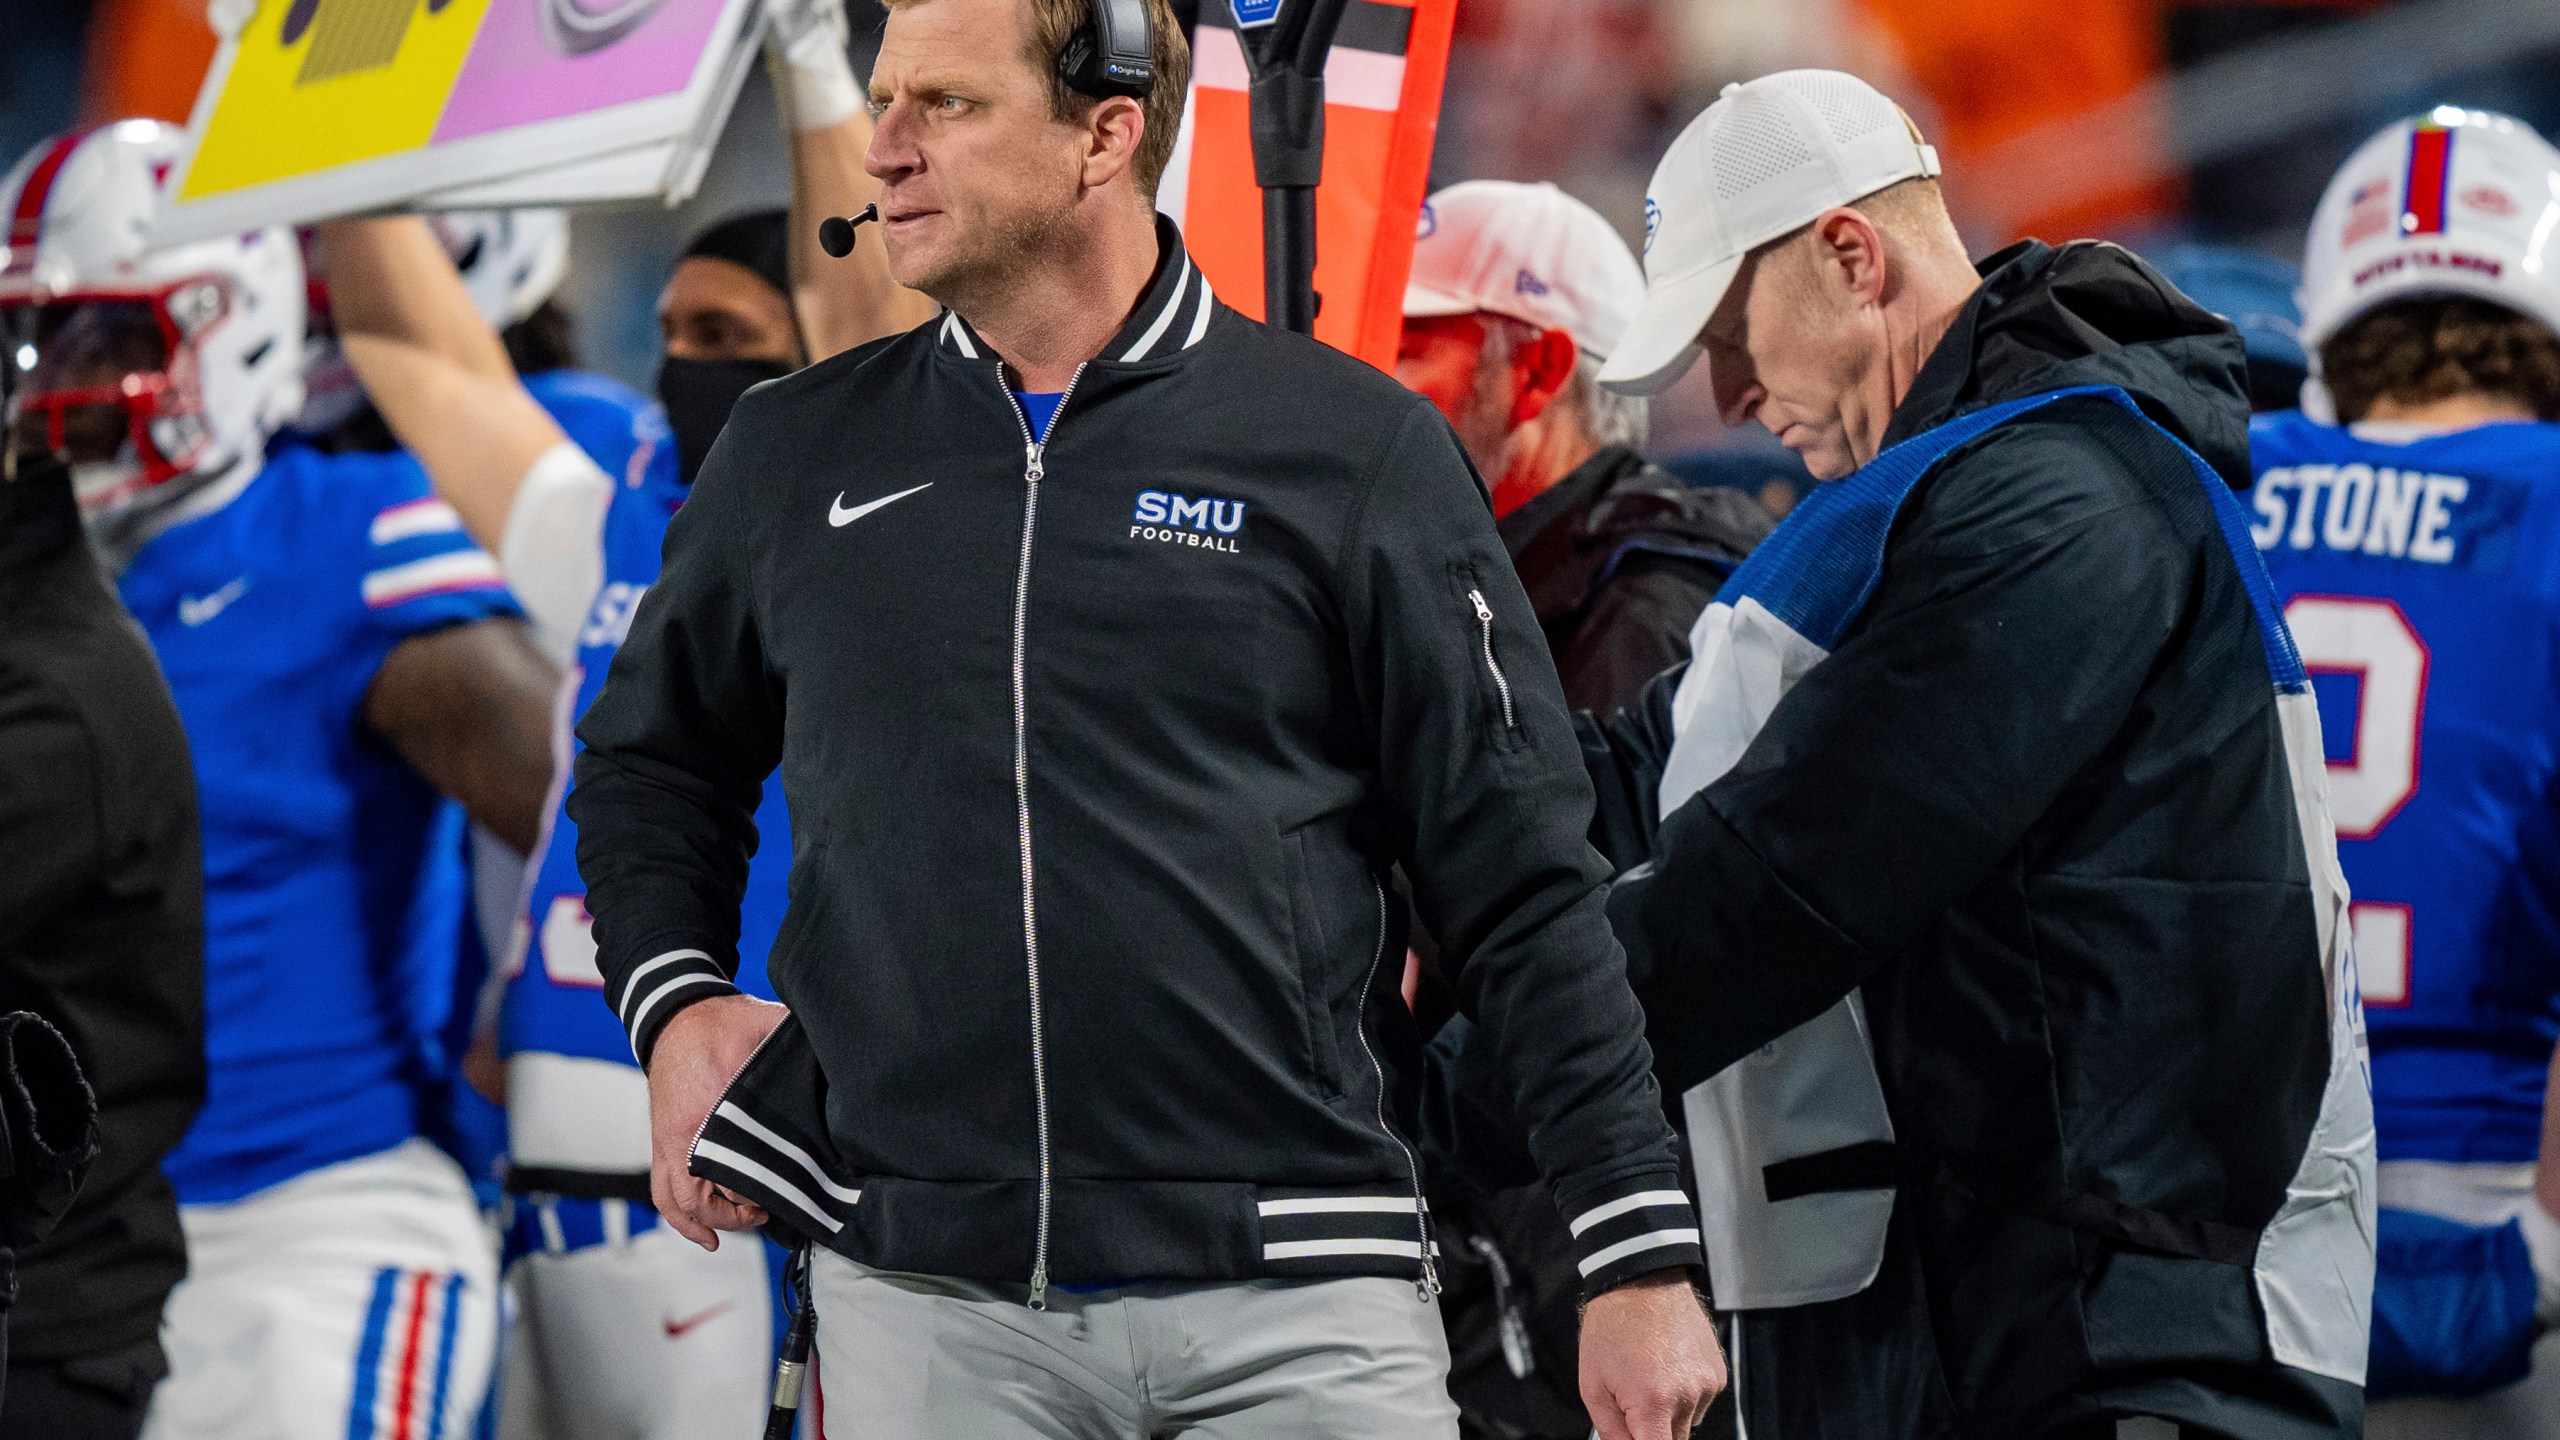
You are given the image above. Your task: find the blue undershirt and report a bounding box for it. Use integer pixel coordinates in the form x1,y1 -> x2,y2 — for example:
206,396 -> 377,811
1016,390 -> 1064,443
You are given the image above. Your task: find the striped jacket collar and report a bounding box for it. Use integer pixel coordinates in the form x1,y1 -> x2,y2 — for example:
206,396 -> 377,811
935,215 -> 1219,368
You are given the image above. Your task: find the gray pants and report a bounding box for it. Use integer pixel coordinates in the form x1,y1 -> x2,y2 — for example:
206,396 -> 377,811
807,1252 -> 1461,1438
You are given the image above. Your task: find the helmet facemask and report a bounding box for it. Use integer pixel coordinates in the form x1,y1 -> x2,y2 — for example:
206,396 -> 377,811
3,278 -> 236,525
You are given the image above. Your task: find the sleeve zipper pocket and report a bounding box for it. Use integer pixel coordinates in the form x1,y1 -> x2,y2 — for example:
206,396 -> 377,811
1468,587 -> 1518,730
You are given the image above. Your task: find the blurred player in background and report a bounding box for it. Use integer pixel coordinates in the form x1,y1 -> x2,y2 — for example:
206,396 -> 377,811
301,205 -> 680,1202
322,3 -> 931,1432
1396,180 -> 1768,716
2250,107 -> 2560,1436
0,119 -> 582,1440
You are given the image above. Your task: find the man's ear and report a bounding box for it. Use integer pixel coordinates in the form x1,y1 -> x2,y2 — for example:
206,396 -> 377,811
1814,207 -> 1889,309
1081,96 -> 1146,191
1509,328 -> 1580,428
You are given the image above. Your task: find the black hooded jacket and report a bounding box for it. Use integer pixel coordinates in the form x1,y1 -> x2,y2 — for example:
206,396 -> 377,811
1591,241 -> 2362,1437
0,467 -> 205,1364
1500,446 -> 1771,716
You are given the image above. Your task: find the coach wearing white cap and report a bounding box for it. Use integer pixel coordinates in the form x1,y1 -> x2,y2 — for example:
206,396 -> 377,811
1581,69 -> 2377,1438
1397,181 -> 1769,712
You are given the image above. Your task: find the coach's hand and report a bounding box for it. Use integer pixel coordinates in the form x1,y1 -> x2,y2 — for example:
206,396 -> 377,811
1580,1268 -> 1725,1439
647,993 -> 789,1249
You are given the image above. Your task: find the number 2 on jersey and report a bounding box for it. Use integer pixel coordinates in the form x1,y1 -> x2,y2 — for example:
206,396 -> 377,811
2283,595 -> 2429,1006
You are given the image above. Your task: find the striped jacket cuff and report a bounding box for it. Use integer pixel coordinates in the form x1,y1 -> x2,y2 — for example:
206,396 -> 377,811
1564,1175 -> 1705,1296
612,948 -> 741,1067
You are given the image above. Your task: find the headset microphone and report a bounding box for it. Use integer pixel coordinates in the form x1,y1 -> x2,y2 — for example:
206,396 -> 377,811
816,204 -> 880,259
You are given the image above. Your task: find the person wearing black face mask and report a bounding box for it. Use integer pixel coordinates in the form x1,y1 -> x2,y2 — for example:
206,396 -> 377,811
656,210 -> 803,486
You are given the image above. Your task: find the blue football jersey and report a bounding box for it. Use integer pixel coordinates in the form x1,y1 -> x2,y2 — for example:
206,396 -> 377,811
432,369 -> 685,1189
122,441 -> 521,1204
2250,410 -> 2560,1164
497,383 -> 788,1077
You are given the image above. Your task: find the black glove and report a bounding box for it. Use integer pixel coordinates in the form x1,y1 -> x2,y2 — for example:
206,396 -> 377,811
0,1010 -> 100,1255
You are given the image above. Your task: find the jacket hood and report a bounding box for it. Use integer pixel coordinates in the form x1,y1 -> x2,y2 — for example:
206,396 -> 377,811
1884,239 -> 2254,489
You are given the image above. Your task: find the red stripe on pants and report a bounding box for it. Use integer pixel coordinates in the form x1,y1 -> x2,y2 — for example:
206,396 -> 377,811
392,1271 -> 434,1440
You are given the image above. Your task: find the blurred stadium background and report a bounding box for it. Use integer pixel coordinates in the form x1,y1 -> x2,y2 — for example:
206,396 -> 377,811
6,0 -> 2558,493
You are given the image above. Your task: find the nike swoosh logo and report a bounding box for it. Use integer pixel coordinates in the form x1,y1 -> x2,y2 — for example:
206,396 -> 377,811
829,482 -> 933,527
662,1301 -> 734,1338
178,577 -> 250,627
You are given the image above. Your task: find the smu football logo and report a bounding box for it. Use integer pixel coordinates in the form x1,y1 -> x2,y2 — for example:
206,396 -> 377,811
1132,491 -> 1246,554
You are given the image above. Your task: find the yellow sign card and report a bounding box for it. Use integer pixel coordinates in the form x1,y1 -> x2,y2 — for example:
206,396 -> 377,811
180,0 -> 497,201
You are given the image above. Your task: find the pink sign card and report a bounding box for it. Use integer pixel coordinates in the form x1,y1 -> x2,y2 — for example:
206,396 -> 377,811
433,0 -> 737,143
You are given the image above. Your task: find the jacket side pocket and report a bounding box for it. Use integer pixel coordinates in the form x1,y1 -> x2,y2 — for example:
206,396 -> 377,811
1281,828 -> 1350,1102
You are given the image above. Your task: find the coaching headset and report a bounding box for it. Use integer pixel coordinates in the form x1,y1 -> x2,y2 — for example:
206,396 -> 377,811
1057,0 -> 1157,100
820,0 -> 1157,256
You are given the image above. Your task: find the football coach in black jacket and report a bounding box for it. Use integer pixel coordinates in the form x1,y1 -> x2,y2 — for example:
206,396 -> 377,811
567,0 -> 1723,1435
1567,72 -> 2377,1440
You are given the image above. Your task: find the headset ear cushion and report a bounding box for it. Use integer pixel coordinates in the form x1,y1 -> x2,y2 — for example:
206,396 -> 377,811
1058,28 -> 1094,87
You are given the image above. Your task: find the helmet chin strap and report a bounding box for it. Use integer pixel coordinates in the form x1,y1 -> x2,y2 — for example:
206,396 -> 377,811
85,446 -> 261,575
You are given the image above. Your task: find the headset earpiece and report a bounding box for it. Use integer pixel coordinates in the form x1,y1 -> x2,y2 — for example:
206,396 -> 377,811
1058,0 -> 1154,101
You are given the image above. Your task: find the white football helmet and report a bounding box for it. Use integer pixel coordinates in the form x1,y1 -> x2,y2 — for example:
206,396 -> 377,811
2299,108 -> 2560,405
0,119 -> 304,519
298,206 -> 568,435
431,207 -> 571,332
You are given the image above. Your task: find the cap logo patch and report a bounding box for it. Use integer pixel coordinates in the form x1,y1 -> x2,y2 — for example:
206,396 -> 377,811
2344,178 -> 2392,247
1514,268 -> 1549,297
1642,197 -> 1661,255
2460,185 -> 2516,218
1417,202 -> 1436,239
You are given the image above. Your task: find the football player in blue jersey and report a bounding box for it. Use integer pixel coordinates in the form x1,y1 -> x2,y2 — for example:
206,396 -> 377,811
299,205 -> 682,1201
316,4 -> 931,1434
2251,107 -> 2560,1436
0,121 -> 591,1440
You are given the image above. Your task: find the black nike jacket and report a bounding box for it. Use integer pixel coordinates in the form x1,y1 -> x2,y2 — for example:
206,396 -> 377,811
568,220 -> 1701,1302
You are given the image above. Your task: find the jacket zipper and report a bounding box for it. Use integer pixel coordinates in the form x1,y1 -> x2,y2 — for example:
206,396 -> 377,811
686,1012 -> 789,1168
1468,588 -> 1517,729
1360,879 -> 1441,1301
1000,362 -> 1086,1311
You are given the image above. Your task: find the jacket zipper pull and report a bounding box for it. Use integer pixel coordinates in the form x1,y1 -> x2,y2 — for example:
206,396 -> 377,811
1024,442 -> 1044,484
1467,588 -> 1518,729
1028,1262 -> 1050,1311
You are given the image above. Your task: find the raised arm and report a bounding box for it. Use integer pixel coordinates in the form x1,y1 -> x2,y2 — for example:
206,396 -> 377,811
767,0 -> 937,359
317,216 -> 613,663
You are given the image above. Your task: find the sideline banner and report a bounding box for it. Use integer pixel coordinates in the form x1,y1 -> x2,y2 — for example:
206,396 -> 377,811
1157,0 -> 1458,371
158,0 -> 761,243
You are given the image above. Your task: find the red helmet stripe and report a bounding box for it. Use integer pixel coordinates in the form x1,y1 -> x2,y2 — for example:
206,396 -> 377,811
2402,123 -> 2454,237
5,132 -> 88,274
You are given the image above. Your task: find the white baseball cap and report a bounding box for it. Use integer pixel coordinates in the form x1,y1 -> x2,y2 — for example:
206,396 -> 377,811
1600,69 -> 1942,396
1403,181 -> 1645,360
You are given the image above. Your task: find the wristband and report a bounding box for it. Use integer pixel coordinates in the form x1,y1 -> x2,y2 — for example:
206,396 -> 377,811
767,31 -> 866,133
